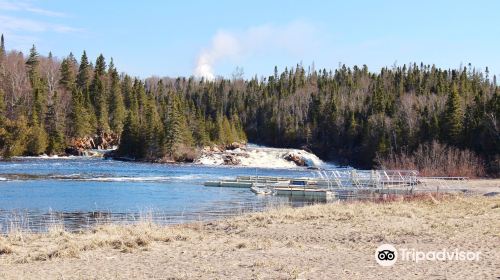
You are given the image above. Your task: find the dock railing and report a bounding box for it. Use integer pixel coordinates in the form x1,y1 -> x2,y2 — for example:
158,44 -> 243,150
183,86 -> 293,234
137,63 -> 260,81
314,169 -> 471,193
315,169 -> 419,191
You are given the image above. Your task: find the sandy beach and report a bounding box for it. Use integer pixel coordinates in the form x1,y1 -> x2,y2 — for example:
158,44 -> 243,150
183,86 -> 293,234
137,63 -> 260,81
0,192 -> 498,280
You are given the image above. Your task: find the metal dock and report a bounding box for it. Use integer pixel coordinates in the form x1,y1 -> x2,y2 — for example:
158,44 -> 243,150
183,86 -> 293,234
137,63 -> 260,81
204,169 -> 470,201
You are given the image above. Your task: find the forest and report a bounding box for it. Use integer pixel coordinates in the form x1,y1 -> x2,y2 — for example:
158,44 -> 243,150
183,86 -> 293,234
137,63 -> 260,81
0,35 -> 498,176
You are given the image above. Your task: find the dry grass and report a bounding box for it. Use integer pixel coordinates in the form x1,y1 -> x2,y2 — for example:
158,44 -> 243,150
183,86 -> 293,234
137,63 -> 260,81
0,194 -> 498,279
0,221 -> 200,263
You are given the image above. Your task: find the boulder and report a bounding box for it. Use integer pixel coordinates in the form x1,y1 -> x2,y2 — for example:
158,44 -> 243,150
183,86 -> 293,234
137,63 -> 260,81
226,142 -> 243,150
212,146 -> 221,153
284,153 -> 306,166
222,154 -> 241,165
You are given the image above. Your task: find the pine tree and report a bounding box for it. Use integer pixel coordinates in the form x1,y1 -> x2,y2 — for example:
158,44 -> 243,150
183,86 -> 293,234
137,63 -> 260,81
59,55 -> 77,90
372,77 -> 385,114
77,51 -> 90,90
108,62 -> 126,135
26,124 -> 48,155
45,92 -> 65,155
91,54 -> 109,132
229,113 -> 246,143
221,116 -> 233,144
144,96 -> 164,158
443,84 -> 463,144
94,54 -> 106,76
25,45 -> 48,155
164,96 -> 192,155
192,110 -> 210,146
26,45 -> 40,86
0,34 -> 5,61
77,51 -> 92,112
70,87 -> 92,138
117,109 -> 140,158
0,116 -> 29,158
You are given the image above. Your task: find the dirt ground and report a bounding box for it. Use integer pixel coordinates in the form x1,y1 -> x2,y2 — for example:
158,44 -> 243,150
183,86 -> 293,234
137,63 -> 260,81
466,179 -> 500,194
0,193 -> 498,279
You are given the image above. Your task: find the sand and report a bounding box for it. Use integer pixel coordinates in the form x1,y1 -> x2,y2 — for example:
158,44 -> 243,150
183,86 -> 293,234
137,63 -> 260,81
0,194 -> 498,279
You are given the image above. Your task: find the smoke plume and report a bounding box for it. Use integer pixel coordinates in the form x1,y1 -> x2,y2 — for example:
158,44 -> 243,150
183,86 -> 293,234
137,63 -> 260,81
194,21 -> 317,80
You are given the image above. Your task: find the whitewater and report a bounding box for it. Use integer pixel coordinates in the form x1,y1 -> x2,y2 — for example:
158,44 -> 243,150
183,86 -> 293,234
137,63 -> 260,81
196,144 -> 326,168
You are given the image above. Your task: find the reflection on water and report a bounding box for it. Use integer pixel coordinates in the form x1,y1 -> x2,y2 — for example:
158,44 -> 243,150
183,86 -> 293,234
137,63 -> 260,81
0,158 -> 334,232
0,200 -> 288,233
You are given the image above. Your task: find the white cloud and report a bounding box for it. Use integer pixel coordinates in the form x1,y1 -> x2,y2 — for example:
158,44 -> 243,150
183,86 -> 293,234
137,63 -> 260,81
0,0 -> 67,17
0,15 -> 81,33
194,20 -> 319,80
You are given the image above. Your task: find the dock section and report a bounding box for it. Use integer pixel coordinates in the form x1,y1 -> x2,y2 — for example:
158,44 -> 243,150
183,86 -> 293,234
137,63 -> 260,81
204,170 -> 470,201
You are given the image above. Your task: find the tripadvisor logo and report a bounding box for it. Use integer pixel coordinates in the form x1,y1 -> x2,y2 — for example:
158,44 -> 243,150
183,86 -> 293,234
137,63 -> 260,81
375,244 -> 397,266
375,244 -> 481,266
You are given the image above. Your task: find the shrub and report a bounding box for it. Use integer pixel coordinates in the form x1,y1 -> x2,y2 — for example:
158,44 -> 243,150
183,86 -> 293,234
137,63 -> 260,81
376,141 -> 487,178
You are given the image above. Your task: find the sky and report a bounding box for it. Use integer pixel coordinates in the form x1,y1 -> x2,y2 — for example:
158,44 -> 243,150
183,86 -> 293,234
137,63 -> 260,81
1,0 -> 499,79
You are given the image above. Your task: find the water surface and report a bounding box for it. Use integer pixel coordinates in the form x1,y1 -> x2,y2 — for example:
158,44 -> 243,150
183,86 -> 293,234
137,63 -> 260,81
0,158 -> 329,232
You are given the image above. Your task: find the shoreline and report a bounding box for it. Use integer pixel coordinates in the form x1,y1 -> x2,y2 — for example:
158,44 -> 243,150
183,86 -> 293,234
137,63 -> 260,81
0,194 -> 498,279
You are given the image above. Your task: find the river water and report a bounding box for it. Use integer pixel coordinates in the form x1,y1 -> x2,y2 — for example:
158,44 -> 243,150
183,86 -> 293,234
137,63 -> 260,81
0,157 -> 335,232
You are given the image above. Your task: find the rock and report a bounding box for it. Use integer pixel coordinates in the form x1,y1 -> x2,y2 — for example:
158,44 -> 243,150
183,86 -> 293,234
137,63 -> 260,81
226,142 -> 243,150
300,145 -> 313,153
212,146 -> 221,153
67,133 -> 120,156
284,153 -> 306,166
222,154 -> 241,165
94,132 -> 120,150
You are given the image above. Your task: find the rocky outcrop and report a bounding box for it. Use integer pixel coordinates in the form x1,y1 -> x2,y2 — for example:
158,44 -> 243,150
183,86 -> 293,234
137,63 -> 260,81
66,133 -> 119,156
226,142 -> 245,150
222,154 -> 241,165
94,133 -> 119,150
284,153 -> 306,166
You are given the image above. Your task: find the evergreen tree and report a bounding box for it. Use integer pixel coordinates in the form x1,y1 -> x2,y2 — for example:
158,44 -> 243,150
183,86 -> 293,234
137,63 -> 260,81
0,34 -> 4,59
77,51 -> 90,89
59,55 -> 77,90
0,116 -> 29,158
26,45 -> 40,85
45,92 -> 65,155
164,96 -> 192,155
94,54 -> 106,76
26,125 -> 48,155
91,54 -> 109,132
25,45 -> 48,154
108,63 -> 126,135
143,96 -> 164,158
192,110 -> 210,146
77,51 -> 92,109
69,87 -> 92,138
117,109 -> 140,158
443,84 -> 463,144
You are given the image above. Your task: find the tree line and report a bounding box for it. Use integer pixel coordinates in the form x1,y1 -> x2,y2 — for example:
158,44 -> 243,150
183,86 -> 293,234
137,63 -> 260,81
0,35 -> 498,175
0,35 -> 246,161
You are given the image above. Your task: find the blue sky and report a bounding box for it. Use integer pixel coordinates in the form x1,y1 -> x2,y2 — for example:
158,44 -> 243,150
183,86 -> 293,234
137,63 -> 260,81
1,0 -> 499,79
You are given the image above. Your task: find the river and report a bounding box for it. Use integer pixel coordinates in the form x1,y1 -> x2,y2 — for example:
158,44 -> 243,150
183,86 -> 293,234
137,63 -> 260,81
0,157 -> 336,232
